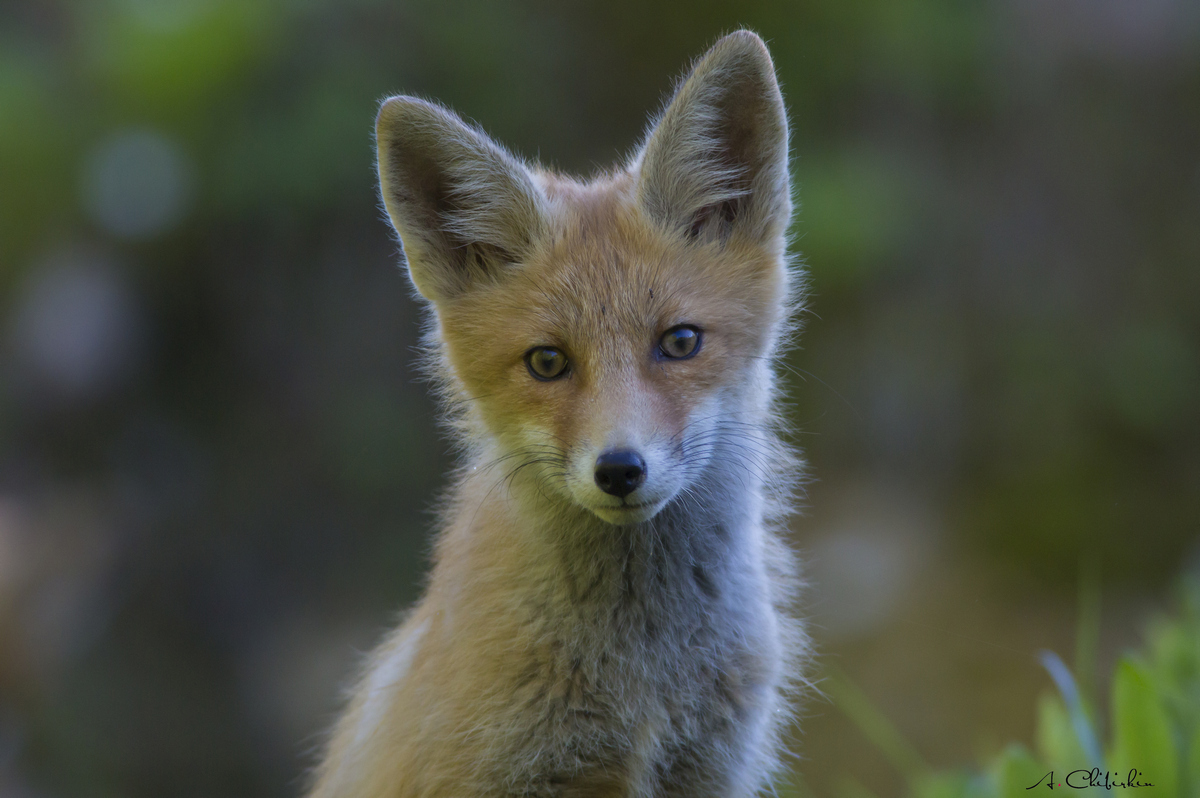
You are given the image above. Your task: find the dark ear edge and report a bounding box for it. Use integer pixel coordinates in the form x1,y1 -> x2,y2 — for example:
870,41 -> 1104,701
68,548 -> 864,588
634,31 -> 791,247
375,96 -> 547,302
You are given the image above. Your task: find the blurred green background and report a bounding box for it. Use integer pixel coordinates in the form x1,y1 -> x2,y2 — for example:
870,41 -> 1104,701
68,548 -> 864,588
0,0 -> 1198,795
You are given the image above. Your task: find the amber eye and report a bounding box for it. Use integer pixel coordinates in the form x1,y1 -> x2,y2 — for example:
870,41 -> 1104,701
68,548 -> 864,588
525,347 -> 569,381
659,325 -> 702,359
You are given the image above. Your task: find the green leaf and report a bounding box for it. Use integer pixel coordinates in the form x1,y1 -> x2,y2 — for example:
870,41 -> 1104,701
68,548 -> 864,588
1039,650 -> 1105,770
1035,692 -> 1088,770
1110,657 -> 1178,795
1185,726 -> 1200,798
911,770 -> 989,798
991,744 -> 1049,798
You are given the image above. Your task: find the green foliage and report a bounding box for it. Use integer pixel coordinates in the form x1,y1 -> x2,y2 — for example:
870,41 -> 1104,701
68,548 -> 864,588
1110,659 -> 1177,794
832,581 -> 1200,797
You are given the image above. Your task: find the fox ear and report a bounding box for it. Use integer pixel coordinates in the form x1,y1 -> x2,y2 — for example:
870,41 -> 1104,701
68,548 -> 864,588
376,97 -> 546,302
634,31 -> 790,247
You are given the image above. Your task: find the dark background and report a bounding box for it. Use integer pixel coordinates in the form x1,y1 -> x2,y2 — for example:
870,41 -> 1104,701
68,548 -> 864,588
1,1 -> 1197,795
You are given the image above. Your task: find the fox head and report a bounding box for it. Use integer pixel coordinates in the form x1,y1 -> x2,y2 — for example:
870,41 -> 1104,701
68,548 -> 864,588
376,31 -> 795,526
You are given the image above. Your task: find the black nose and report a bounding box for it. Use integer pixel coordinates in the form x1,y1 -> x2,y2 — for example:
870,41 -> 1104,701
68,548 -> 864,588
594,450 -> 646,498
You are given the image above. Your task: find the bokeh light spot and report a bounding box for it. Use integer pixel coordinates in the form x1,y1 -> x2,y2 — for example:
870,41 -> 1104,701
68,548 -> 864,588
81,128 -> 194,240
8,249 -> 145,402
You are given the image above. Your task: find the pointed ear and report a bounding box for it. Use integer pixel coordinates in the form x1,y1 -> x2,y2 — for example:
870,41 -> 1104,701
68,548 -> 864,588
633,31 -> 791,247
375,97 -> 547,302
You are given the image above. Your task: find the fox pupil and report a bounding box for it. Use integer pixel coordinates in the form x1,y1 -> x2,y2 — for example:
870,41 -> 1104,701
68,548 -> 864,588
526,347 -> 568,380
660,326 -> 701,359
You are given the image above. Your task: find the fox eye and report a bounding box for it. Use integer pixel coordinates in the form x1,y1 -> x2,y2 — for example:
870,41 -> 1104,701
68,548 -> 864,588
525,347 -> 569,381
659,325 -> 702,359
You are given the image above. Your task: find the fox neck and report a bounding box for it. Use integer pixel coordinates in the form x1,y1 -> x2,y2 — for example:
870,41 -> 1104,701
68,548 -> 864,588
477,433 -> 772,632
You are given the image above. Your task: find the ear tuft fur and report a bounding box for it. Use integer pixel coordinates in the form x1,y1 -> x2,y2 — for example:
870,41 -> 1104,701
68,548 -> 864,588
376,97 -> 547,302
633,31 -> 791,247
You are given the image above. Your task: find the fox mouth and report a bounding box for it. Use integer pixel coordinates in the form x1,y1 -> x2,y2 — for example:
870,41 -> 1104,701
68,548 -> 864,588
587,496 -> 670,526
602,499 -> 655,512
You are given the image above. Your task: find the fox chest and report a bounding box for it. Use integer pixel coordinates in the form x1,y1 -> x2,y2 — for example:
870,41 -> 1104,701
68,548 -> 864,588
497,597 -> 778,796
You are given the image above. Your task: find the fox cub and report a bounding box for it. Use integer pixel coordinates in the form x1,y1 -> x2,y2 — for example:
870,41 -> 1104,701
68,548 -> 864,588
308,31 -> 807,798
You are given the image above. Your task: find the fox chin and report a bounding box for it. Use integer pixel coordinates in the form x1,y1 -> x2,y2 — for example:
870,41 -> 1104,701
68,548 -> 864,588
307,30 -> 809,798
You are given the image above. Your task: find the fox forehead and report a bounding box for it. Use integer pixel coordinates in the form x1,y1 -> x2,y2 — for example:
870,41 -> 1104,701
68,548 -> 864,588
438,175 -> 785,376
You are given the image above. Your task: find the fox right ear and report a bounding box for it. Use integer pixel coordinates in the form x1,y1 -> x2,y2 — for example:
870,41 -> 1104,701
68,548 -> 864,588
633,31 -> 791,249
375,97 -> 547,302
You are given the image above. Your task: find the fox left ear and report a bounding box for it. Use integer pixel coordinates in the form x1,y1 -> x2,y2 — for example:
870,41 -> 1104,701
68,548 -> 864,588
376,97 -> 547,303
633,31 -> 791,249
